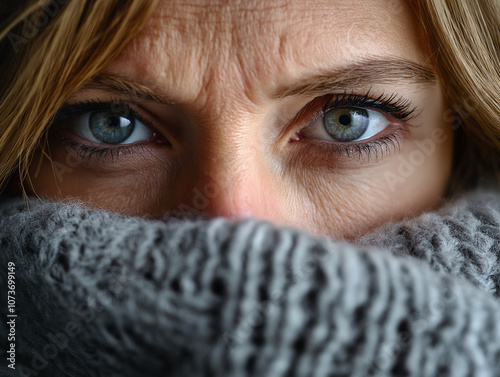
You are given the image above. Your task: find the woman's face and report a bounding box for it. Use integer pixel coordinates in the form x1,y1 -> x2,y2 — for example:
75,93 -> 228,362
27,0 -> 454,238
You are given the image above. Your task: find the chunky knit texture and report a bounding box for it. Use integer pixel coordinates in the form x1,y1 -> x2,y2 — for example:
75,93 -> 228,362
1,191 -> 500,377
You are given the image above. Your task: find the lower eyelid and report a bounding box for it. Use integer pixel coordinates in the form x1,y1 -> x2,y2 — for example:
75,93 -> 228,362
51,134 -> 149,169
296,121 -> 406,143
290,126 -> 407,164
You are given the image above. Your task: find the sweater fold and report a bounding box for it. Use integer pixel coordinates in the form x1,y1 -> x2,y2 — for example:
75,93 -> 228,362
1,192 -> 500,377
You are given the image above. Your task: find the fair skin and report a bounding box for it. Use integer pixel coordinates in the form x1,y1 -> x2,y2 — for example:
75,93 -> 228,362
26,0 -> 454,238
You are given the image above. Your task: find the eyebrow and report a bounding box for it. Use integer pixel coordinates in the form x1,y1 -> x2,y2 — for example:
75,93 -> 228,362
273,58 -> 437,99
80,74 -> 176,104
81,58 -> 436,104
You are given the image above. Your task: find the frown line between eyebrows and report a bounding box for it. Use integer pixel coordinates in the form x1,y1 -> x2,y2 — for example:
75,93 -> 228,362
78,58 -> 436,106
273,58 -> 438,99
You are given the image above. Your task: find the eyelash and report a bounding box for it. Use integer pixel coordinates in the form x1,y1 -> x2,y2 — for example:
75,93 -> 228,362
323,91 -> 416,121
293,91 -> 417,161
50,91 -> 416,165
51,99 -> 154,165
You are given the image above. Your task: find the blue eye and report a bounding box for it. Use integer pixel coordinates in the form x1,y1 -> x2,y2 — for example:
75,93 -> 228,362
88,111 -> 134,144
303,106 -> 391,143
68,109 -> 153,145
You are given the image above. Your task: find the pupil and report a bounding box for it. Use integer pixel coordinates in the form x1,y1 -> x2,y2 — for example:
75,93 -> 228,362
107,116 -> 120,129
339,114 -> 351,126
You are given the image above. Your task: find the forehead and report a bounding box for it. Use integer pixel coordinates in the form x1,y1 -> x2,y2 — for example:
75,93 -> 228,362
110,0 -> 430,103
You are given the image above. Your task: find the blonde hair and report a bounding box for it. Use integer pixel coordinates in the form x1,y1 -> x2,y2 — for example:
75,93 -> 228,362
0,0 -> 158,191
414,0 -> 500,190
0,0 -> 499,194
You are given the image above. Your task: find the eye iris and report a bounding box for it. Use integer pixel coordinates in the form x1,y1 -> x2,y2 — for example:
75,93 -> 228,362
323,107 -> 369,142
89,111 -> 134,144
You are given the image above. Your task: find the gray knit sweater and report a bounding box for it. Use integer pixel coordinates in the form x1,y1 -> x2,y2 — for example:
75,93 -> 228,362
1,191 -> 500,377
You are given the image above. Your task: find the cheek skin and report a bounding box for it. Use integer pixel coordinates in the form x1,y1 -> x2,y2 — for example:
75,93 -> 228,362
27,167 -> 162,217
286,116 -> 454,239
26,151 -> 283,222
25,146 -> 177,217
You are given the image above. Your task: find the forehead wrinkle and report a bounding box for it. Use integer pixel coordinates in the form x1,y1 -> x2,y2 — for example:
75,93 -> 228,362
139,2 -> 306,107
117,8 -> 214,104
110,0 -> 431,108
